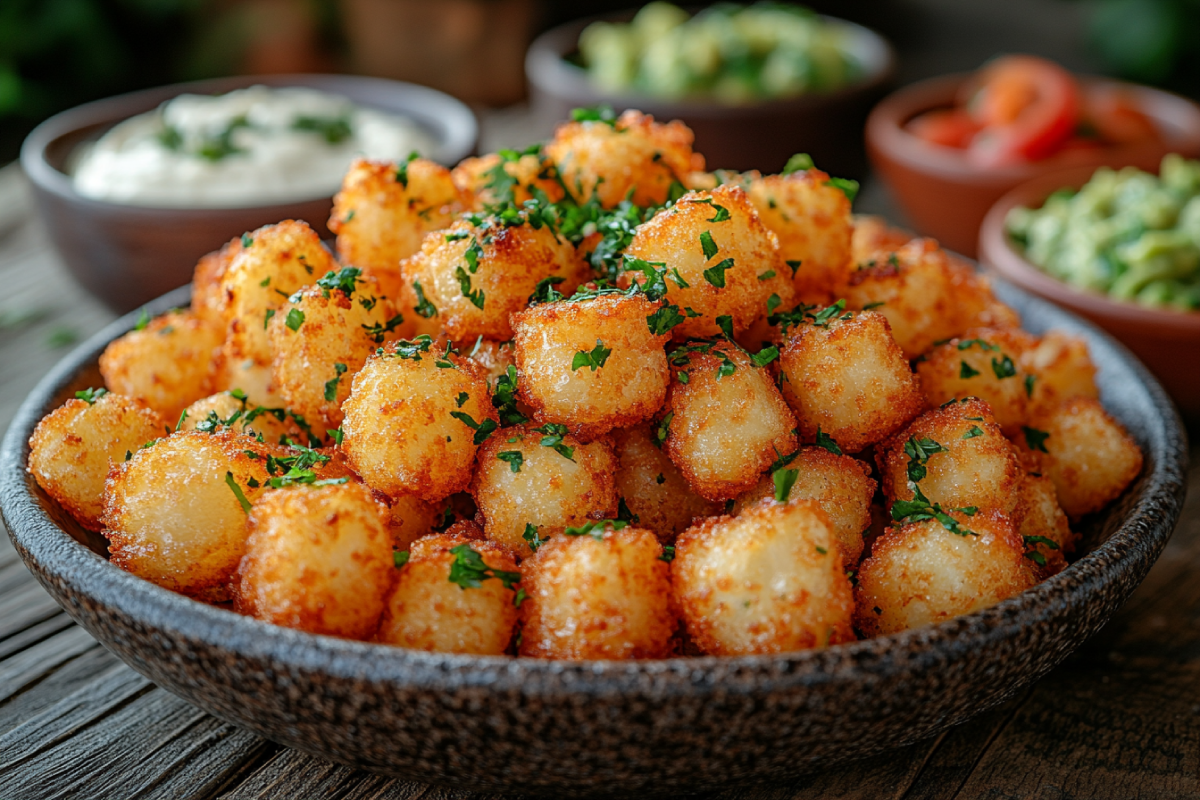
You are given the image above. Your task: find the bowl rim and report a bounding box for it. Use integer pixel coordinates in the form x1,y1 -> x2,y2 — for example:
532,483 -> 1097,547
979,163 -> 1200,335
18,73 -> 479,213
525,9 -> 896,117
0,278 -> 1188,697
866,72 -> 1200,184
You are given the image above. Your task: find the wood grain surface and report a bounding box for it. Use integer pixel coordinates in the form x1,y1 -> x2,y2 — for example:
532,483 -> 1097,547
1,163 -> 1197,800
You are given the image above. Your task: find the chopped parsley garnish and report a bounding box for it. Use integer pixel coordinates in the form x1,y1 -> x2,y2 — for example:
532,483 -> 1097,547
957,338 -> 998,352
522,523 -> 545,552
451,411 -> 497,445
785,259 -> 802,277
654,411 -> 673,448
224,472 -> 252,515
492,365 -> 528,425
617,497 -> 639,524
782,153 -> 814,174
323,363 -> 347,402
715,315 -> 735,341
390,335 -> 434,361
316,266 -> 362,298
890,483 -> 977,537
563,519 -> 627,539
529,275 -> 566,304
1025,374 -> 1037,397
750,345 -> 779,368
991,354 -> 1017,379
362,313 -> 405,344
533,422 -> 575,460
815,428 -> 842,455
75,387 -> 108,404
497,450 -> 523,473
773,467 -> 799,502
960,360 -> 981,379
571,105 -> 617,124
572,339 -> 612,372
659,545 -> 675,563
454,266 -> 486,309
1023,426 -> 1051,453
962,425 -> 984,440
700,230 -> 719,260
904,436 -> 947,483
447,544 -> 521,590
646,304 -> 687,335
134,308 -> 150,332
394,150 -> 419,188
412,280 -> 438,318
327,428 -> 344,446
702,258 -> 734,288
757,270 -> 776,281
455,392 -> 469,408
394,550 -> 410,569
826,177 -> 859,202
463,236 -> 483,274
285,308 -> 305,331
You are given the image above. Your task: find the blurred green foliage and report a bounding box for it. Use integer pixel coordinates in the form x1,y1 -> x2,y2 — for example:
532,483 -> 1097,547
1087,0 -> 1200,95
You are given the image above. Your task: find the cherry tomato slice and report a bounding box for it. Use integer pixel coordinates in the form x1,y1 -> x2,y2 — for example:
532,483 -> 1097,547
907,108 -> 980,148
1084,85 -> 1160,145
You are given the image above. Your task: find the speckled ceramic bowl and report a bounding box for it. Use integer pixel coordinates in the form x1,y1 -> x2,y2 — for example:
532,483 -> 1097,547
0,280 -> 1187,797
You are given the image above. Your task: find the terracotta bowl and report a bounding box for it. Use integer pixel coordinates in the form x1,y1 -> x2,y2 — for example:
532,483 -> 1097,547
525,12 -> 895,178
0,279 -> 1187,797
979,164 -> 1200,421
19,74 -> 478,314
866,73 -> 1200,257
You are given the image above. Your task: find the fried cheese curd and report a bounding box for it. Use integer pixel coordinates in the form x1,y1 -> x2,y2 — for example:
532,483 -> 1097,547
544,109 -> 701,208
672,499 -> 856,655
731,447 -> 876,565
854,510 -> 1035,637
877,398 -> 1022,518
519,522 -> 675,660
386,493 -> 441,551
329,157 -> 463,274
191,247 -> 230,324
28,390 -> 167,531
234,481 -> 393,639
400,210 -> 589,341
1014,471 -> 1075,577
1019,331 -> 1100,417
621,185 -> 782,340
612,423 -> 721,544
179,391 -> 308,445
661,340 -> 798,501
470,422 -> 619,558
451,151 -> 565,211
378,528 -> 521,655
512,294 -> 670,440
778,308 -> 924,453
341,338 -> 495,502
103,430 -> 269,602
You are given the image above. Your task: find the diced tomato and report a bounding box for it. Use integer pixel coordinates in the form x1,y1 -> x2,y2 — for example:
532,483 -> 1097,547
1084,85 -> 1160,145
907,108 -> 980,148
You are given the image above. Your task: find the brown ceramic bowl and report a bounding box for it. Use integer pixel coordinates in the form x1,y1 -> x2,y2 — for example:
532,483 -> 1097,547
19,74 -> 477,314
866,73 -> 1200,257
0,279 -> 1187,797
525,12 -> 895,178
979,164 -> 1200,420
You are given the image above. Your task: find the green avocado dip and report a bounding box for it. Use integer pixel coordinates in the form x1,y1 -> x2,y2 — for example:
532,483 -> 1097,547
1005,155 -> 1200,311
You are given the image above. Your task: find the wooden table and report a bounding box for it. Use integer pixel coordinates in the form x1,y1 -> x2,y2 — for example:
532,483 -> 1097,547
2,160 -> 1198,800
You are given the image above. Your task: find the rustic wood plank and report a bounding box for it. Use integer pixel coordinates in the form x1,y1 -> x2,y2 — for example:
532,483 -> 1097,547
0,610 -> 73,660
0,577 -> 67,640
0,645 -> 123,737
0,625 -> 100,703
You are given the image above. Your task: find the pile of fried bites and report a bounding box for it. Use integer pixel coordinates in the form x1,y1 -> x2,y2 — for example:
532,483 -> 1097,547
29,109 -> 1144,660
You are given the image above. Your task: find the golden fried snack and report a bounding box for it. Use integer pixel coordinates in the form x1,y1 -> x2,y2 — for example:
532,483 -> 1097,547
451,151 -> 565,210
1015,397 -> 1143,519
544,109 -> 700,208
850,215 -> 913,264
386,493 -> 441,551
612,423 -> 721,544
519,522 -> 674,660
915,327 -> 1036,436
778,308 -> 923,454
661,340 -> 798,501
267,268 -> 401,430
377,531 -> 520,654
1019,331 -> 1100,417
341,337 -> 495,502
233,481 -> 392,639
209,358 -> 284,409
1014,472 -> 1075,576
179,391 -> 309,445
27,390 -> 167,531
470,422 -> 619,558
99,310 -> 223,423
672,499 -> 855,655
329,157 -> 463,274
732,447 -> 876,565
512,294 -> 670,440
104,430 -> 270,602
191,246 -> 232,324
400,211 -> 589,341
854,510 -> 1034,637
876,398 -> 1022,518
621,185 -> 782,340
735,265 -> 800,351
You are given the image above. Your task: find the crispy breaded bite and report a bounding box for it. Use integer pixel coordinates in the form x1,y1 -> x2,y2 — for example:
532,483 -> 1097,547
612,423 -> 721,544
179,391 -> 309,445
209,357 -> 284,409
191,246 -> 232,324
854,510 -> 1034,637
661,340 -> 798,501
621,185 -> 783,340
743,168 -> 853,303
850,215 -> 913,264
219,220 -> 337,368
915,328 -> 1036,436
1019,331 -> 1099,417
1015,397 -> 1143,519
876,398 -> 1022,517
234,481 -> 392,639
462,337 -> 517,386
735,265 -> 800,351
512,294 -> 670,440
672,499 -> 855,655
27,390 -> 167,531
778,308 -> 924,453
329,157 -> 463,273
519,522 -> 674,660
267,268 -> 401,430
386,493 -> 441,550
400,210 -> 589,341
104,430 -> 270,602
340,337 -> 495,502
544,109 -> 700,208
99,310 -> 222,423
451,150 -> 565,210
732,447 -> 876,565
470,422 -> 619,558
377,531 -> 520,654
1014,472 -> 1075,577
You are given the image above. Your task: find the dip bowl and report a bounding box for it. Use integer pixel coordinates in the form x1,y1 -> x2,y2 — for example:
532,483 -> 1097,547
0,277 -> 1187,797
20,74 -> 477,314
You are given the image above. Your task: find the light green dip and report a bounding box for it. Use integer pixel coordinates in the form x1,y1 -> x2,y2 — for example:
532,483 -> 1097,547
1006,155 -> 1200,311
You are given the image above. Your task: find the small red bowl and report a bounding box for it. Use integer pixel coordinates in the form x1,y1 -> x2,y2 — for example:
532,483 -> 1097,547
979,163 -> 1200,419
867,73 -> 1200,257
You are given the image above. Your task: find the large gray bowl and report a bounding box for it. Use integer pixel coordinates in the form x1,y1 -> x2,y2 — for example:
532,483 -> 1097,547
0,280 -> 1188,797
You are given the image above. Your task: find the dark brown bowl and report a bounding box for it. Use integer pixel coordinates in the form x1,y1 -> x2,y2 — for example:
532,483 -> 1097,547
866,73 -> 1200,257
19,74 -> 478,314
525,12 -> 895,178
0,278 -> 1187,796
979,164 -> 1200,421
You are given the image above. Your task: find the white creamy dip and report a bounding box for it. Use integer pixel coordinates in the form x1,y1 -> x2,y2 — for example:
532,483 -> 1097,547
72,85 -> 436,207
